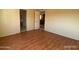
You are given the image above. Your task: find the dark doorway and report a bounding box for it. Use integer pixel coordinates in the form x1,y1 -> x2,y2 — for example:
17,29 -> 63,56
20,9 -> 26,32
40,13 -> 45,29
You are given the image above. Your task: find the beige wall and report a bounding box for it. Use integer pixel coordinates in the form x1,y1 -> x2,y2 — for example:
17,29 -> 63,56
45,9 -> 79,40
0,9 -> 20,37
26,9 -> 35,31
0,9 -> 36,37
35,10 -> 40,29
0,10 -> 3,36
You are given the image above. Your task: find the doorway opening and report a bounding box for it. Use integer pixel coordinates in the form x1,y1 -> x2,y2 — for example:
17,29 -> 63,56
40,11 -> 45,30
20,9 -> 26,32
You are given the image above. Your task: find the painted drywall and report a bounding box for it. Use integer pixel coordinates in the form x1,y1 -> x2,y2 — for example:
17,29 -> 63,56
0,10 -> 3,36
45,9 -> 79,40
26,10 -> 35,31
35,10 -> 40,29
0,9 -> 20,37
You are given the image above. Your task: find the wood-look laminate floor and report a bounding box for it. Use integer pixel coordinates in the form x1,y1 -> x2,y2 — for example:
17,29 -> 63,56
0,30 -> 79,50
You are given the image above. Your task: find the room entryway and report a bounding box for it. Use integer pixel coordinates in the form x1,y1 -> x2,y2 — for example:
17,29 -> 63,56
20,9 -> 26,32
40,10 -> 45,30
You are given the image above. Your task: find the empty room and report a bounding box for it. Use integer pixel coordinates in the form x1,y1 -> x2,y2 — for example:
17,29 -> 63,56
0,9 -> 79,50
